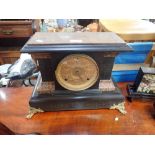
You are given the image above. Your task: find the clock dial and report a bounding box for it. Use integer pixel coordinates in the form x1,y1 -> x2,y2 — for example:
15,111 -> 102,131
55,54 -> 99,91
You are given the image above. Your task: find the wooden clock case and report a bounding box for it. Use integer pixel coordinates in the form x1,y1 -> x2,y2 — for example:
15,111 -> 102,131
21,32 -> 132,112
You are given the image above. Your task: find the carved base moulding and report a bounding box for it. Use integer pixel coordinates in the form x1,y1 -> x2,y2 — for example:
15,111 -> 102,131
26,73 -> 127,118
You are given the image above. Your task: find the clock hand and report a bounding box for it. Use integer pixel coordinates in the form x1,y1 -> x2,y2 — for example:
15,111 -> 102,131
75,70 -> 85,81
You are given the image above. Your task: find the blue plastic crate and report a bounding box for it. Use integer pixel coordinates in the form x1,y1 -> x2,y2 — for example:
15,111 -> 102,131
113,42 -> 153,82
112,70 -> 138,82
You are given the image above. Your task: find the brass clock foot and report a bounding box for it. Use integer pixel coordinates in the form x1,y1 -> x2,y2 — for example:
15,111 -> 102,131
110,102 -> 127,114
26,106 -> 44,119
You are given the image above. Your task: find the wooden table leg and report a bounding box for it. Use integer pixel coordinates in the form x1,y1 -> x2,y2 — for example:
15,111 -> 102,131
145,48 -> 155,66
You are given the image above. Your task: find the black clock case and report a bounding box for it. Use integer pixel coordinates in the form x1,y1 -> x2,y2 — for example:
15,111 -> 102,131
21,32 -> 132,112
30,53 -> 123,111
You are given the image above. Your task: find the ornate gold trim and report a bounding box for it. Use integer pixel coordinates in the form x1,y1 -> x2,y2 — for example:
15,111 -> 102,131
110,102 -> 127,114
55,54 -> 99,91
26,102 -> 126,119
26,106 -> 44,119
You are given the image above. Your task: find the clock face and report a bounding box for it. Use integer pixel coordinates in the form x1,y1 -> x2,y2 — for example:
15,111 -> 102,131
55,54 -> 99,91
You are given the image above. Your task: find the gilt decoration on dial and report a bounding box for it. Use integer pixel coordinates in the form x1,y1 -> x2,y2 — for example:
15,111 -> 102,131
55,54 -> 99,91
